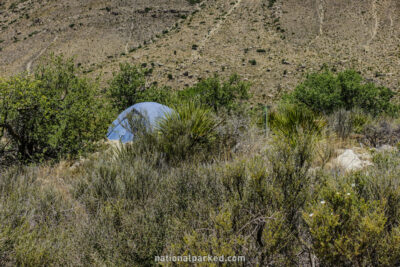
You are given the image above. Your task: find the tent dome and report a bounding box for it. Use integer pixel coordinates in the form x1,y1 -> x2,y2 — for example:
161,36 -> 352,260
107,102 -> 173,143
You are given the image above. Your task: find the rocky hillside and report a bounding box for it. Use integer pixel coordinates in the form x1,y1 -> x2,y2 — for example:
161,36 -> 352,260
1,0 -> 400,104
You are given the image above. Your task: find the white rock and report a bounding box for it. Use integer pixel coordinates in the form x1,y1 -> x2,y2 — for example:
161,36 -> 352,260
335,149 -> 372,172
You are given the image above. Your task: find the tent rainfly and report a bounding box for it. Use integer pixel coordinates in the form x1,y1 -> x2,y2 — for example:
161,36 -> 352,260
107,102 -> 173,143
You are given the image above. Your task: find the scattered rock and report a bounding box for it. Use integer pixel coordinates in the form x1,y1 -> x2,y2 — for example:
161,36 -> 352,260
376,145 -> 396,152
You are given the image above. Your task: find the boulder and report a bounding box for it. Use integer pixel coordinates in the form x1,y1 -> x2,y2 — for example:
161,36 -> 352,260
335,149 -> 372,172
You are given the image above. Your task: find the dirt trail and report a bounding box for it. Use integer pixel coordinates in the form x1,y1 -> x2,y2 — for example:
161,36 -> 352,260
366,0 -> 378,46
317,0 -> 325,36
191,0 -> 242,60
308,0 -> 325,47
125,22 -> 134,54
26,36 -> 58,74
386,0 -> 395,38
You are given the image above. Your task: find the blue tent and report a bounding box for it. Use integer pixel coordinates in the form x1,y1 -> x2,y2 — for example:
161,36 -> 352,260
107,102 -> 173,143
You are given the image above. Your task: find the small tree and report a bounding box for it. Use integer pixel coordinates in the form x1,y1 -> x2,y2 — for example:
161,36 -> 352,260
0,55 -> 112,161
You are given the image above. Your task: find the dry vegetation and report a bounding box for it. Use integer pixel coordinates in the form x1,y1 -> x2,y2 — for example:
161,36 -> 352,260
1,0 -> 400,266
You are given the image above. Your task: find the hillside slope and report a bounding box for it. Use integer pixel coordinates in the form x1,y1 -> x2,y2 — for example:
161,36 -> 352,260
0,0 -> 196,75
1,0 -> 399,104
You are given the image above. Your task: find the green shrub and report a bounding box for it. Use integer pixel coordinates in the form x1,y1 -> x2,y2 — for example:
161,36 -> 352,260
268,0 -> 277,8
187,0 -> 201,5
268,124 -> 319,253
0,166 -> 78,266
134,85 -> 176,106
0,55 -> 112,161
108,63 -> 147,112
287,70 -> 397,116
249,59 -> 257,65
108,63 -> 178,111
179,74 -> 250,112
109,66 -> 250,113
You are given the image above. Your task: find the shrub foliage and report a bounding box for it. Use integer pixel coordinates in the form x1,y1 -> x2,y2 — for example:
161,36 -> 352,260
108,63 -> 147,112
0,55 -> 112,161
287,70 -> 397,116
108,64 -> 250,114
179,74 -> 250,112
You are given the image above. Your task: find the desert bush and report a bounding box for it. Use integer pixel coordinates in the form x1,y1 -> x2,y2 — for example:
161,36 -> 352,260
327,108 -> 371,139
305,179 -> 400,266
287,70 -> 398,116
109,66 -> 250,114
268,0 -> 277,8
213,112 -> 251,157
168,126 -> 320,265
356,151 -> 400,230
2,122 -> 400,266
267,131 -> 317,255
108,63 -> 177,111
327,109 -> 354,139
361,120 -> 400,147
0,55 -> 112,161
2,65 -> 400,266
179,74 -> 250,113
69,145 -> 170,266
0,166 -> 79,266
264,104 -> 329,264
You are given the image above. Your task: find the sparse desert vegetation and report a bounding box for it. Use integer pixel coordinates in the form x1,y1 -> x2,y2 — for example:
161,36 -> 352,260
1,55 -> 400,266
1,0 -> 400,266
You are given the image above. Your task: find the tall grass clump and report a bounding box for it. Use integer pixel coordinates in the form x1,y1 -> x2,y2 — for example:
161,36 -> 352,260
155,101 -> 219,162
268,103 -> 325,146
